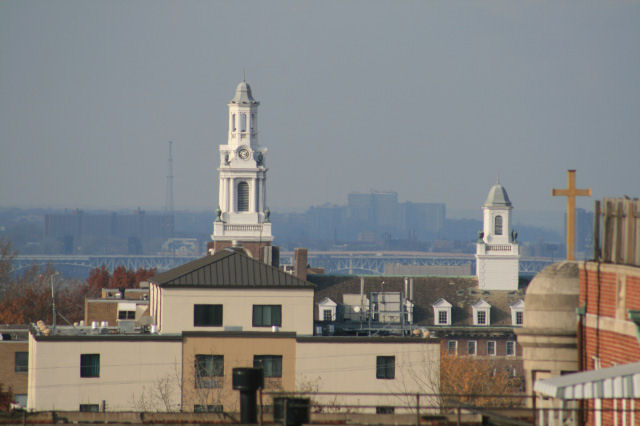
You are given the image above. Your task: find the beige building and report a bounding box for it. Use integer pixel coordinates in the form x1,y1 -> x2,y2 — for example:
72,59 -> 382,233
296,337 -> 439,413
0,326 -> 29,407
149,249 -> 315,335
181,332 -> 297,412
28,249 -> 441,414
27,330 -> 182,412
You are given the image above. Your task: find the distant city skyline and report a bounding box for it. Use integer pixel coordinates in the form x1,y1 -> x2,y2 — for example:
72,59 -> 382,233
2,1 -> 638,215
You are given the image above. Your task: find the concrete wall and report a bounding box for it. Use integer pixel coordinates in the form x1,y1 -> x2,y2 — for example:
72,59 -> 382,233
296,338 -> 440,412
27,335 -> 182,412
181,334 -> 297,412
157,287 -> 314,335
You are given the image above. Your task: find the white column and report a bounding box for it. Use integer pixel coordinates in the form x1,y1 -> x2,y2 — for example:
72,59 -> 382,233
249,179 -> 256,212
262,178 -> 267,210
229,178 -> 235,213
257,176 -> 264,212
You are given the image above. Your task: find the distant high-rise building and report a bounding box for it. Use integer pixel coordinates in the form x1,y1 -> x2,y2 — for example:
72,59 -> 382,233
211,80 -> 272,259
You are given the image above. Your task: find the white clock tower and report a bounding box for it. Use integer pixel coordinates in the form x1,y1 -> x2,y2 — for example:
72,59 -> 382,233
475,182 -> 519,290
211,80 -> 272,258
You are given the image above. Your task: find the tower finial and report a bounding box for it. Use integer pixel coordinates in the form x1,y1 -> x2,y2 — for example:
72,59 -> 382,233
242,68 -> 246,82
496,174 -> 500,185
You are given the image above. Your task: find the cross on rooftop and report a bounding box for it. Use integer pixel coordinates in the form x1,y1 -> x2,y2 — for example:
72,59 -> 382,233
552,170 -> 591,261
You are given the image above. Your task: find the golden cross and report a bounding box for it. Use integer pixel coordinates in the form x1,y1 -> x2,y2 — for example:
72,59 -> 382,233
552,170 -> 591,261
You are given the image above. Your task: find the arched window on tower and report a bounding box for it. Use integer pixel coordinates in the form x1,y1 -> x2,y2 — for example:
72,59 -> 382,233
494,215 -> 503,235
237,182 -> 249,212
232,114 -> 236,131
240,114 -> 247,132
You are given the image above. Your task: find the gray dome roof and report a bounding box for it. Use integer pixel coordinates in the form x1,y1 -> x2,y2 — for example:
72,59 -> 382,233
230,81 -> 258,105
523,261 -> 579,331
484,184 -> 512,207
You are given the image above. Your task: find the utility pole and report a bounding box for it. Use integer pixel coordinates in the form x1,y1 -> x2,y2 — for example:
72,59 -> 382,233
51,272 -> 59,333
165,141 -> 175,243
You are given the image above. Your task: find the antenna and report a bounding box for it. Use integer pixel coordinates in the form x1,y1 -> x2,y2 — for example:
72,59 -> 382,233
165,141 -> 175,239
243,68 -> 246,82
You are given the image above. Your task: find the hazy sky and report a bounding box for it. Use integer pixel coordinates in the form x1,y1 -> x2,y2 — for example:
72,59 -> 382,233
1,1 -> 639,217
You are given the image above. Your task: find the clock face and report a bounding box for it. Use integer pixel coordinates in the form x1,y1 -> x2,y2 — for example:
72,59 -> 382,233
238,148 -> 250,160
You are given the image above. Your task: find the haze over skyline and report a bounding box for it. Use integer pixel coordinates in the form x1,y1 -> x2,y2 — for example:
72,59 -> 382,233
2,1 -> 639,218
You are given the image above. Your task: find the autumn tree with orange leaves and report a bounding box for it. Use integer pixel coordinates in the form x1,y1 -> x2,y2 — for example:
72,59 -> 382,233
440,352 -> 524,408
0,239 -> 155,324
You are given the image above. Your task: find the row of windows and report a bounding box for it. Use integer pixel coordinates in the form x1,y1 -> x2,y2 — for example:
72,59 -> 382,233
435,309 -> 523,326
80,352 -> 396,383
193,304 -> 282,327
447,340 -> 516,356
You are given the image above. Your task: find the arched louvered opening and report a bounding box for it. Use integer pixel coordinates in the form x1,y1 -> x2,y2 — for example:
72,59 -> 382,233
237,182 -> 249,212
494,215 -> 503,235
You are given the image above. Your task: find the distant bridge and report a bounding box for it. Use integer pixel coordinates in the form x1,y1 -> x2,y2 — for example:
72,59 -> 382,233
280,251 -> 554,275
13,251 -> 554,277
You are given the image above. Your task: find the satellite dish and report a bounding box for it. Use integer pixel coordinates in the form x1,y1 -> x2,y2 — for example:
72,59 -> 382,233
353,306 -> 361,313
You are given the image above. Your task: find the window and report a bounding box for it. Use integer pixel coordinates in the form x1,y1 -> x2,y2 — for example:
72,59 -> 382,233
438,310 -> 448,324
232,114 -> 236,131
254,355 -> 282,378
515,311 -> 523,325
80,354 -> 100,378
240,114 -> 246,132
494,215 -> 503,235
79,404 -> 99,412
237,182 -> 249,212
118,310 -> 135,320
15,351 -> 28,373
506,341 -> 515,356
323,309 -> 332,321
376,406 -> 395,414
477,311 -> 486,325
376,356 -> 395,379
195,355 -> 224,388
487,341 -> 496,356
447,340 -> 458,355
467,341 -> 477,356
252,305 -> 282,327
194,405 -> 223,413
194,304 -> 223,327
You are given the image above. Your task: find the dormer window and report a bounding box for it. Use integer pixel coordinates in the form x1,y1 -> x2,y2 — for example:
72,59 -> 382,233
318,297 -> 337,322
472,300 -> 491,326
433,298 -> 452,326
494,215 -> 503,235
510,300 -> 525,326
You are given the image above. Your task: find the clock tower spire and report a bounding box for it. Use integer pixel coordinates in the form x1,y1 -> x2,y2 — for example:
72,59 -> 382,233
211,80 -> 272,259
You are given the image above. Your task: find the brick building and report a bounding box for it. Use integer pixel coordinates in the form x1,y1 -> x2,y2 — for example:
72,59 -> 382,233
534,198 -> 640,426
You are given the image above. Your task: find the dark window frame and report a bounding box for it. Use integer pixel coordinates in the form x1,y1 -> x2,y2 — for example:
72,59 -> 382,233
14,351 -> 28,373
253,355 -> 283,378
194,304 -> 223,327
118,310 -> 136,320
252,305 -> 282,327
467,341 -> 477,356
487,341 -> 496,356
437,310 -> 448,324
515,311 -> 524,325
195,354 -> 224,388
79,404 -> 99,412
80,354 -> 100,378
376,356 -> 395,380
477,310 -> 486,325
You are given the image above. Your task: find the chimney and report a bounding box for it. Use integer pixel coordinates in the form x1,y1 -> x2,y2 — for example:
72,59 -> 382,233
294,248 -> 308,281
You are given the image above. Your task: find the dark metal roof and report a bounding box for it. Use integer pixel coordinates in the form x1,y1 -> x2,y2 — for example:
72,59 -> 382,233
151,249 -> 315,289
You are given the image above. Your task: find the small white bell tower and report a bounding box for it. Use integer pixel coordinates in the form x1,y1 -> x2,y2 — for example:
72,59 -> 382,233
211,80 -> 272,258
475,181 -> 519,290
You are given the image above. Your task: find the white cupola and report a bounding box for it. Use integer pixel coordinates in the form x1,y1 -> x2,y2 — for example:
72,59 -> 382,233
211,80 -> 272,258
475,181 -> 520,290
